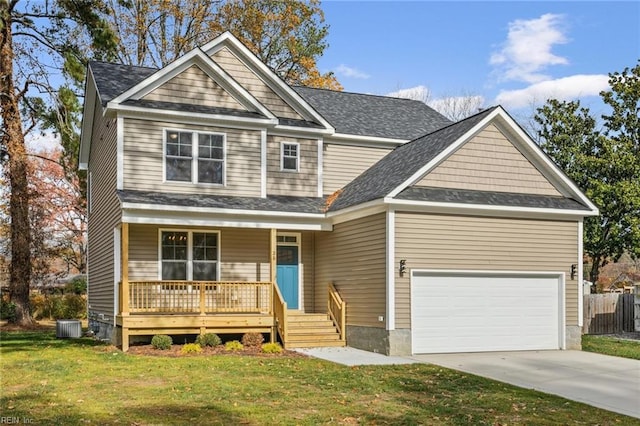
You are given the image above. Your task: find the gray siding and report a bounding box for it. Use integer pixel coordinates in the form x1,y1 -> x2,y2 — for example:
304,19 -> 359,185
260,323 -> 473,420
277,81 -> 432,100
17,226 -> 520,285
417,124 -> 561,195
301,231 -> 315,312
394,212 -> 579,329
267,135 -> 318,197
315,213 -> 386,327
87,101 -> 120,319
122,118 -> 261,196
212,47 -> 302,120
143,65 -> 245,110
323,143 -> 391,195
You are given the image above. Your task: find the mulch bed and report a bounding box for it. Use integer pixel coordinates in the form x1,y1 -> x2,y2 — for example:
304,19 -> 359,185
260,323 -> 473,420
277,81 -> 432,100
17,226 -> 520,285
126,343 -> 308,358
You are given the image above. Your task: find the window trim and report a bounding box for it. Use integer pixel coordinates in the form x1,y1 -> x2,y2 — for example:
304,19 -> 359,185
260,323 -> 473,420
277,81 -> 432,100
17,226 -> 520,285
163,128 -> 226,186
280,141 -> 299,172
158,229 -> 221,281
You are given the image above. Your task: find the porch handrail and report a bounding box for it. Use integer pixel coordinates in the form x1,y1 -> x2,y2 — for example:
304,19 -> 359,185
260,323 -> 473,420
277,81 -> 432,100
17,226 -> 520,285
328,282 -> 346,342
126,281 -> 272,315
272,283 -> 287,344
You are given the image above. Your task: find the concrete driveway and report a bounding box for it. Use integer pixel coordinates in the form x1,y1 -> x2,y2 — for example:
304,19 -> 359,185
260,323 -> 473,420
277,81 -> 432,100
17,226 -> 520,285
411,350 -> 640,419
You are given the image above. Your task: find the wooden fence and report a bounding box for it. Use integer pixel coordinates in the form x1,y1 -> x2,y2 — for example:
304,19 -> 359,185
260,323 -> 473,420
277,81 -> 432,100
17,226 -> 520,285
582,293 -> 635,334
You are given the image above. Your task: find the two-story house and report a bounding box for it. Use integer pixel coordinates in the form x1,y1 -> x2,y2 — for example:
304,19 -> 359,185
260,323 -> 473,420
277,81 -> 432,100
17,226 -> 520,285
80,32 -> 598,355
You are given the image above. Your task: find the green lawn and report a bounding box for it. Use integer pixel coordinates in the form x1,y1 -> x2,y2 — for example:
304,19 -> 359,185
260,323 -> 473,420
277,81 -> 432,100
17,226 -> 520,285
582,334 -> 640,360
1,330 -> 638,425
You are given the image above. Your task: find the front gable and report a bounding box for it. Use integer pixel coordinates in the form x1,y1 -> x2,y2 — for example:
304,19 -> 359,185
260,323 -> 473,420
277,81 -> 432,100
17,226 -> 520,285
201,32 -> 333,131
385,107 -> 599,216
142,64 -> 246,111
415,123 -> 561,196
211,46 -> 302,120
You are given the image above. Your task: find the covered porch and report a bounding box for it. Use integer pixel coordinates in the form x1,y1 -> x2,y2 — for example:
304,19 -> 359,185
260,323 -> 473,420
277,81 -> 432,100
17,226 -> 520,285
117,224 -> 345,350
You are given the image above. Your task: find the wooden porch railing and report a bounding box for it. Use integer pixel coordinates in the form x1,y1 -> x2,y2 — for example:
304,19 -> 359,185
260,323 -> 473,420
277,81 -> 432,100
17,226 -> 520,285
124,281 -> 273,314
272,283 -> 287,344
328,282 -> 346,342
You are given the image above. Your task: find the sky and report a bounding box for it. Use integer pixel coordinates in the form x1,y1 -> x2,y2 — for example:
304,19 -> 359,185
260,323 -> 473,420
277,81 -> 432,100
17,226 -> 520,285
316,1 -> 639,118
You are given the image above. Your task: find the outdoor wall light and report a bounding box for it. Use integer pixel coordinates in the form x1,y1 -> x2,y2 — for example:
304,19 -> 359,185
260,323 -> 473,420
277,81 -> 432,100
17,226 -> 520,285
571,264 -> 577,280
399,259 -> 407,277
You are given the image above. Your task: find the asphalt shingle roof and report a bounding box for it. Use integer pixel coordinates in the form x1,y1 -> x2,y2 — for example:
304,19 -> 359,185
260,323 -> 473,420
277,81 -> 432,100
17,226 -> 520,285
122,99 -> 267,119
118,190 -> 327,214
396,186 -> 591,210
89,61 -> 451,139
90,61 -> 157,105
293,86 -> 452,140
327,107 -> 498,212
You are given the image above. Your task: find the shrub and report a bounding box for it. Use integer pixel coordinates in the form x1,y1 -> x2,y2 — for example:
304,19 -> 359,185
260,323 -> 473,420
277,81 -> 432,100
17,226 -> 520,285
181,343 -> 203,354
151,335 -> 173,350
224,340 -> 243,351
241,332 -> 264,347
29,294 -> 86,320
261,342 -> 283,354
65,276 -> 87,295
0,297 -> 16,321
195,333 -> 221,347
63,294 -> 87,319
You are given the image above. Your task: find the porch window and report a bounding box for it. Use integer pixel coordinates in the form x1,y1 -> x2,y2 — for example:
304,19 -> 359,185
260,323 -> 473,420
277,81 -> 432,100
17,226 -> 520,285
160,230 -> 218,281
161,231 -> 188,280
281,142 -> 299,172
165,130 -> 225,184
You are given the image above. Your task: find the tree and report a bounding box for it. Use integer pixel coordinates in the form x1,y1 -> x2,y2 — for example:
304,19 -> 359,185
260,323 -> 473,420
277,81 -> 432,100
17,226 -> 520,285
212,0 -> 340,89
93,0 -> 341,89
535,62 -> 640,284
0,0 -> 116,325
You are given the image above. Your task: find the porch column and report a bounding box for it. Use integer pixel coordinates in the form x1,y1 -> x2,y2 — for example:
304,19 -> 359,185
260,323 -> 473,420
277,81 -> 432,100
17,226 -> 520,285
121,223 -> 130,352
121,223 -> 130,316
270,228 -> 277,283
270,228 -> 277,343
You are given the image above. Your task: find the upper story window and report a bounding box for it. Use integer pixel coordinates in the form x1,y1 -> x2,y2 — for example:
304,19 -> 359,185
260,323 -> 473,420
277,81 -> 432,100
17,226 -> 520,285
165,130 -> 225,184
281,142 -> 299,172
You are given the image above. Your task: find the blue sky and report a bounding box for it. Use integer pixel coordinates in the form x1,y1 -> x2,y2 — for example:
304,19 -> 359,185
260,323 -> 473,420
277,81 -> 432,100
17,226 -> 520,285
316,1 -> 639,117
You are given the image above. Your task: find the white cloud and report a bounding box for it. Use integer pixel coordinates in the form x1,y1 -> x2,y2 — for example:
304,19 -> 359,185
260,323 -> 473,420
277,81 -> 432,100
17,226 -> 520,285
494,74 -> 609,109
387,85 -> 431,103
491,13 -> 569,83
335,64 -> 370,79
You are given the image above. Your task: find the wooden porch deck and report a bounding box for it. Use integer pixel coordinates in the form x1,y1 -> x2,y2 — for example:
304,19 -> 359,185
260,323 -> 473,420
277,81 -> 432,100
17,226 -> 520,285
118,281 -> 346,351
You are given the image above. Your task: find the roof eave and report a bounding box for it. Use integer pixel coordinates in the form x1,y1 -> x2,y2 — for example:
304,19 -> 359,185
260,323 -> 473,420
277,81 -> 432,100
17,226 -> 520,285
385,197 -> 599,218
78,67 -> 98,170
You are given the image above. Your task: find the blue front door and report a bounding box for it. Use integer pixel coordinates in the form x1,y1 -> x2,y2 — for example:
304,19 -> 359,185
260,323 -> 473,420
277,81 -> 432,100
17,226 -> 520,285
277,245 -> 299,309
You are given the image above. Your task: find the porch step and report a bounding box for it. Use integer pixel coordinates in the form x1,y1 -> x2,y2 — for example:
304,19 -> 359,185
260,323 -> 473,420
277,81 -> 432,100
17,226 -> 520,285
284,311 -> 345,349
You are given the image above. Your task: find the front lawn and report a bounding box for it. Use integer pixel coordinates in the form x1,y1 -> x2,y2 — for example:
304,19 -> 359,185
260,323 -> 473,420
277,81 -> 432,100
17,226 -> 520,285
582,334 -> 640,360
1,330 -> 638,425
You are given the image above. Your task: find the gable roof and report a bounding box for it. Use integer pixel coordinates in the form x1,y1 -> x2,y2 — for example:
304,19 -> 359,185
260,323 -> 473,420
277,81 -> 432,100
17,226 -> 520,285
294,87 -> 452,140
87,61 -> 451,140
327,105 -> 599,216
327,107 -> 496,211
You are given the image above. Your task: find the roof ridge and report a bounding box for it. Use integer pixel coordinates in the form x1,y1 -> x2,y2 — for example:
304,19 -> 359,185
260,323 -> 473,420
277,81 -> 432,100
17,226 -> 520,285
294,85 -> 432,103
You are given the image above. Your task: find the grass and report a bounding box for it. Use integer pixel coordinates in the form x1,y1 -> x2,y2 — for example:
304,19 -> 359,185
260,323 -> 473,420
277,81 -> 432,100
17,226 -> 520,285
1,330 -> 639,425
582,334 -> 640,360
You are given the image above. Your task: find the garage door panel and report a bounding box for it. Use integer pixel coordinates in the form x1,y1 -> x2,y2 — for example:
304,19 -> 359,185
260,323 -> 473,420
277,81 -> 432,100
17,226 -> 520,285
411,273 -> 561,354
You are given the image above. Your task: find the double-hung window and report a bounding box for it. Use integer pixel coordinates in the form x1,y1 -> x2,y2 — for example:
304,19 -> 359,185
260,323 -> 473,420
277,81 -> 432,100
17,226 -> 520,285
160,230 -> 219,281
165,130 -> 225,184
281,142 -> 299,172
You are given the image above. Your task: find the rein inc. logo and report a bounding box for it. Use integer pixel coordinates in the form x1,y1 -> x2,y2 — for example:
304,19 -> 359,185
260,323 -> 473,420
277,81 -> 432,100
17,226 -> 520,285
0,417 -> 33,424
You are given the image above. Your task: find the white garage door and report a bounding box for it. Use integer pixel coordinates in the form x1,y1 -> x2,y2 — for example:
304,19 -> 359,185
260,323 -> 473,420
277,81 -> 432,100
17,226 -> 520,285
411,272 -> 562,354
